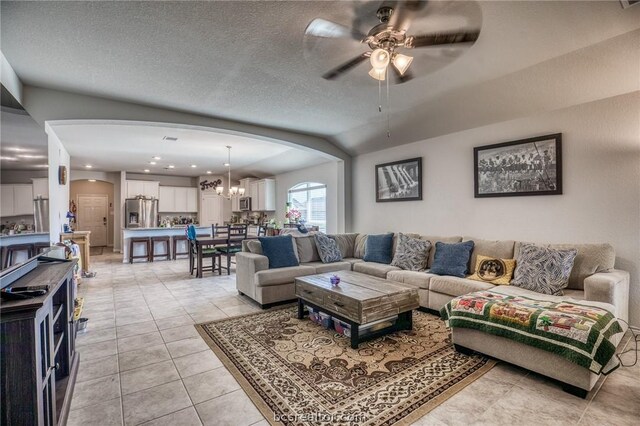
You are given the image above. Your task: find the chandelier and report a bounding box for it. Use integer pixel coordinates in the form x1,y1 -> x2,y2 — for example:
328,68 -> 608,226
215,146 -> 245,199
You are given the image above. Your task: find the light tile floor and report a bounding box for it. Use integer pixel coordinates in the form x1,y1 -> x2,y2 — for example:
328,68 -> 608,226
70,252 -> 640,426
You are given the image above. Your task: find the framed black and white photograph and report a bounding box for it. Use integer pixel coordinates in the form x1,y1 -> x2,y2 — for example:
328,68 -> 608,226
474,133 -> 562,198
376,157 -> 422,202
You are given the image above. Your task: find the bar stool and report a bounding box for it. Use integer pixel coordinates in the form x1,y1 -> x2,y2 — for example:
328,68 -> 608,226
3,243 -> 35,269
172,235 -> 189,260
34,242 -> 51,254
151,236 -> 171,261
129,237 -> 151,264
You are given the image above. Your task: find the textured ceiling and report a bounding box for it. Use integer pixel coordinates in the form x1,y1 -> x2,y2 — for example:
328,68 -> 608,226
1,1 -> 639,155
49,122 -> 329,177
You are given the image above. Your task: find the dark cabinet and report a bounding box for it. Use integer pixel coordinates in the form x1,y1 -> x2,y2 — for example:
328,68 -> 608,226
1,261 -> 79,426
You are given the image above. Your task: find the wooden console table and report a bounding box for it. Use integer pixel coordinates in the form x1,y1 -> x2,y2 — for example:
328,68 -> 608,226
60,231 -> 91,273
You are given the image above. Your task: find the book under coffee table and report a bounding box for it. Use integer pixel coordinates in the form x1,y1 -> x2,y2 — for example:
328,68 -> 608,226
295,270 -> 420,349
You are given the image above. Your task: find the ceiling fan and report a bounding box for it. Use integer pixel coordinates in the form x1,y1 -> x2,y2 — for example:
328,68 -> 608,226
305,1 -> 481,84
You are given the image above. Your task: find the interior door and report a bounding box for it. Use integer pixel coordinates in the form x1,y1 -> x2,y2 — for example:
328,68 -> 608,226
200,194 -> 223,226
77,195 -> 108,246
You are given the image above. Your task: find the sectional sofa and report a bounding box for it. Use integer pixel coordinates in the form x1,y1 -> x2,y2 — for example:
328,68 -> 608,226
235,230 -> 629,396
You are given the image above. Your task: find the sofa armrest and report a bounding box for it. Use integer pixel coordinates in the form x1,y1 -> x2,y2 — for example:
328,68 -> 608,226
583,269 -> 630,322
235,252 -> 269,300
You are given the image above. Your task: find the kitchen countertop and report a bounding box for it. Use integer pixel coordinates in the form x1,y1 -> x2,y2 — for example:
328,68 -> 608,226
122,226 -> 208,231
0,232 -> 49,239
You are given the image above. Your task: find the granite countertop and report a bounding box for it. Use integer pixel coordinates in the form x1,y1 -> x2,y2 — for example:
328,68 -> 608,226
123,226 -> 209,231
0,232 -> 49,239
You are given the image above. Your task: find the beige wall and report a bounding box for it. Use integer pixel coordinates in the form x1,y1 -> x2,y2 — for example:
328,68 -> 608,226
70,179 -> 115,246
352,92 -> 640,327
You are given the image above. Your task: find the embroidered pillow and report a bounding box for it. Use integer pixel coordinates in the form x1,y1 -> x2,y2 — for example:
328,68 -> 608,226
468,255 -> 516,285
258,235 -> 299,269
363,233 -> 394,264
391,233 -> 431,271
314,234 -> 343,263
511,243 -> 577,295
430,241 -> 475,278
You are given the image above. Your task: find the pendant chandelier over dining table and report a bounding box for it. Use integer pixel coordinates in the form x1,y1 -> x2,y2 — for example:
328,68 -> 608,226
215,146 -> 245,199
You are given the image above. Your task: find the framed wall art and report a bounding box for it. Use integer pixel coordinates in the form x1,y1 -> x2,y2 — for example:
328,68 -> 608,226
474,133 -> 562,198
375,157 -> 422,202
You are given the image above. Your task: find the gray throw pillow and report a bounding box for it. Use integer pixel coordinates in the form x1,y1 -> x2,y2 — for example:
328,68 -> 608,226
391,233 -> 431,271
314,233 -> 343,263
511,243 -> 578,295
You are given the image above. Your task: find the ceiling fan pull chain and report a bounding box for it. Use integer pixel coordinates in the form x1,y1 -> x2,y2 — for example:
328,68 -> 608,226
386,67 -> 391,138
378,76 -> 382,113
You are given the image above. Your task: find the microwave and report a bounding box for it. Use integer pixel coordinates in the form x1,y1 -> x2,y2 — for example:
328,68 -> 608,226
239,197 -> 251,211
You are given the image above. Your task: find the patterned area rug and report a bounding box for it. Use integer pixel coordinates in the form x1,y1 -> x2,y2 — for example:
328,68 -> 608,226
196,307 -> 495,426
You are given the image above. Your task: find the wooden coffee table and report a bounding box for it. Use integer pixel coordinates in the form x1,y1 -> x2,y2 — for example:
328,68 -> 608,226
295,270 -> 420,349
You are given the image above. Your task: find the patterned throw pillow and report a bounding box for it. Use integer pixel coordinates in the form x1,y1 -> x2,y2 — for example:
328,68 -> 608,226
511,243 -> 577,295
314,233 -> 343,263
391,233 -> 431,271
467,255 -> 516,285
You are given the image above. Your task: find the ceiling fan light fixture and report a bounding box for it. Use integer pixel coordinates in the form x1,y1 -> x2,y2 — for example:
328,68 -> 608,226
368,67 -> 386,81
370,48 -> 390,71
392,53 -> 413,76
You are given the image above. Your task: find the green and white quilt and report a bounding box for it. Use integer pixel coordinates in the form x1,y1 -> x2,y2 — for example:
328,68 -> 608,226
441,290 -> 624,374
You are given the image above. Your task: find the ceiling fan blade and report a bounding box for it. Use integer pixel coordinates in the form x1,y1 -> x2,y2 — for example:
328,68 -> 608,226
305,18 -> 364,41
408,30 -> 480,48
322,52 -> 371,80
392,66 -> 413,84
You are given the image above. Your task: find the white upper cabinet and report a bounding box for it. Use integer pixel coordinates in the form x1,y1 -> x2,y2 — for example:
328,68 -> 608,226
32,178 -> 49,198
158,186 -> 198,213
1,184 -> 34,217
254,179 -> 275,211
126,180 -> 159,199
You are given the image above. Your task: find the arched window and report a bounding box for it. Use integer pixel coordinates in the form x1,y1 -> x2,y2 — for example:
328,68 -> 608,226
288,182 -> 327,232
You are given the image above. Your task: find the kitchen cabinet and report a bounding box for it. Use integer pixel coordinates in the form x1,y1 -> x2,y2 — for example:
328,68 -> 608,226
126,180 -> 159,199
1,184 -> 34,217
158,186 -> 198,212
200,193 -> 225,226
249,179 -> 275,211
231,195 -> 240,213
249,181 -> 259,209
32,178 -> 49,198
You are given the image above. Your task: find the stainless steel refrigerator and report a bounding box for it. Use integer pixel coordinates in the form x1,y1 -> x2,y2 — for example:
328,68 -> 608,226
125,197 -> 159,228
33,196 -> 49,233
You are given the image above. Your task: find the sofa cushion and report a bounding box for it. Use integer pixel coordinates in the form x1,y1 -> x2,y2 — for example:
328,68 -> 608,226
514,242 -> 615,290
294,235 -> 320,263
391,233 -> 431,271
463,237 -> 515,274
254,265 -> 316,287
301,261 -> 351,274
342,257 -> 365,268
387,270 -> 435,289
353,261 -> 401,278
246,239 -> 263,255
429,275 -> 495,297
328,233 -> 358,258
314,234 -> 342,263
419,235 -> 463,267
511,243 -> 577,295
259,235 -> 299,269
354,233 -> 368,258
363,233 -> 394,264
467,255 -> 516,285
431,241 -> 475,278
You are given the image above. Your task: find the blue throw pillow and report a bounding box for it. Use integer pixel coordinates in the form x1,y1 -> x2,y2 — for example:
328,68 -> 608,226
258,235 -> 299,269
431,241 -> 475,278
363,233 -> 394,264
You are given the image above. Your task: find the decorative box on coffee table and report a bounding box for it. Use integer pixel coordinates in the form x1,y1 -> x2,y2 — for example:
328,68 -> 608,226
295,271 -> 419,349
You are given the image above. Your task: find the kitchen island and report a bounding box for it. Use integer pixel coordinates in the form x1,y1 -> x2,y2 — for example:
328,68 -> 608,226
122,226 -> 211,263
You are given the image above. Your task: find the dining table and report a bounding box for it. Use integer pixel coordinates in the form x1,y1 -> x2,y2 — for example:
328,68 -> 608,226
194,235 -> 257,278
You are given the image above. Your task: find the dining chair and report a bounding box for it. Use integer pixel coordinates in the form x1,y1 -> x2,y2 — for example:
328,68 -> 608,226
189,225 -> 219,276
216,224 -> 248,275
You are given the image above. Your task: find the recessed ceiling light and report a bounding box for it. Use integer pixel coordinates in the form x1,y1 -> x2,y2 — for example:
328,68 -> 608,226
85,164 -> 93,168
206,171 -> 212,174
88,179 -> 96,182
149,161 -> 157,165
223,163 -> 230,167
144,169 -> 150,173
152,156 -> 161,160
168,165 -> 175,169
0,156 -> 18,161
190,164 -> 197,168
